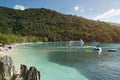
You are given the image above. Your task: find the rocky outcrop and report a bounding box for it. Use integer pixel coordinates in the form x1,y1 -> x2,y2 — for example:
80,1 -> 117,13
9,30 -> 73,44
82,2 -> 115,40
0,56 -> 15,80
16,65 -> 40,80
0,56 -> 40,80
15,65 -> 28,80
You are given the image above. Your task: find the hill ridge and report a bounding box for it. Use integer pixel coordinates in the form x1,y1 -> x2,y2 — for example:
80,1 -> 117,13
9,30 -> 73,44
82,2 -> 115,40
0,6 -> 120,42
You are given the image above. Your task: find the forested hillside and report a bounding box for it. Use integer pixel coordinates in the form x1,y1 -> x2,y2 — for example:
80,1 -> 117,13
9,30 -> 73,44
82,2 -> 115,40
0,6 -> 120,43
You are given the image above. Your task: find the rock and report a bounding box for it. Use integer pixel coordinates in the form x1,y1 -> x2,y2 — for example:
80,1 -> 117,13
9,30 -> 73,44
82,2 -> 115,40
15,65 -> 28,80
16,65 -> 40,80
0,56 -> 15,80
0,56 -> 40,80
0,60 -> 4,79
27,66 -> 40,80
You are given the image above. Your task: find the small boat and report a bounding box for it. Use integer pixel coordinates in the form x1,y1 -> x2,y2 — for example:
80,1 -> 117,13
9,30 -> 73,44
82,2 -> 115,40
94,47 -> 99,50
8,45 -> 12,50
67,41 -> 75,46
94,47 -> 102,53
85,50 -> 92,53
108,49 -> 116,52
67,39 -> 84,47
94,47 -> 100,50
75,39 -> 84,46
91,41 -> 99,46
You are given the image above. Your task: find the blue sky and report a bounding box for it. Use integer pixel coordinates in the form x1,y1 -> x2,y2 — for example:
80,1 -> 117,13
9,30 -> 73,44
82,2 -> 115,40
0,0 -> 120,23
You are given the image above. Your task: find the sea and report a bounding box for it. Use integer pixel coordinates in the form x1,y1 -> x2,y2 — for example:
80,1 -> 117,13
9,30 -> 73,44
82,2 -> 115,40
5,42 -> 120,80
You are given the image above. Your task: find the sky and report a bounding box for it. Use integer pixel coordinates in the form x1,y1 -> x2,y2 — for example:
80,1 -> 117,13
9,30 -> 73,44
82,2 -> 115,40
0,0 -> 120,23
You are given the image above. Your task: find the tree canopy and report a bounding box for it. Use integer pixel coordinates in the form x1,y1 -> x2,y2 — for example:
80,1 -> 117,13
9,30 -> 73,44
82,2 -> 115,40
0,6 -> 120,43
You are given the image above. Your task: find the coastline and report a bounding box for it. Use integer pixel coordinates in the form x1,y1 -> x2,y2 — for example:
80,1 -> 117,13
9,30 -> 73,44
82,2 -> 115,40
0,42 -> 41,80
0,53 -> 40,80
0,42 -> 39,56
0,43 -> 21,56
0,45 -> 14,56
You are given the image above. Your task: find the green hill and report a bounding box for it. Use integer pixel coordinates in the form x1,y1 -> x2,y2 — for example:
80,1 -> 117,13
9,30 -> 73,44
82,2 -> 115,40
0,6 -> 120,43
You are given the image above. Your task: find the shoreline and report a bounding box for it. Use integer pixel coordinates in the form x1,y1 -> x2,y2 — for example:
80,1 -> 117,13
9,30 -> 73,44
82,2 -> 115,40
0,42 -> 38,56
0,43 -> 19,56
0,46 -> 13,56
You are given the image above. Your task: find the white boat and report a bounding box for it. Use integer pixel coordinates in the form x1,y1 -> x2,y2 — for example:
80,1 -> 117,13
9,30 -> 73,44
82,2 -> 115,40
91,41 -> 99,46
108,48 -> 116,52
67,39 -> 84,46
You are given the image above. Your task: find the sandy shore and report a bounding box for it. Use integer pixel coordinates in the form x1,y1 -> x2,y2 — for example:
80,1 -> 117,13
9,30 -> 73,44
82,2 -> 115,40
0,42 -> 37,56
0,43 -> 19,56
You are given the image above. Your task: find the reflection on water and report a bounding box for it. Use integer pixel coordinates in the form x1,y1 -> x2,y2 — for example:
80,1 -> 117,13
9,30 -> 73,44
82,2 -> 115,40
9,43 -> 120,80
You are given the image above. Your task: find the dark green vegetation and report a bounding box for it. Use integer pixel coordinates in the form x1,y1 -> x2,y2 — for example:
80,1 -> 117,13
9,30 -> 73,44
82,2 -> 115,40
0,6 -> 120,44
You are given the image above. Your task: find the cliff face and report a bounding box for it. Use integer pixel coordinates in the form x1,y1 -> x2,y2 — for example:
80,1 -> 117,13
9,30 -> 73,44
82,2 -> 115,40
0,56 -> 40,80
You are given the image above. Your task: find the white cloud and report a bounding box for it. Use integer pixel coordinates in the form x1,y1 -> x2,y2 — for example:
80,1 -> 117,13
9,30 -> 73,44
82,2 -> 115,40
74,6 -> 79,11
14,5 -> 26,10
89,8 -> 93,11
94,8 -> 120,20
80,8 -> 84,13
74,6 -> 85,13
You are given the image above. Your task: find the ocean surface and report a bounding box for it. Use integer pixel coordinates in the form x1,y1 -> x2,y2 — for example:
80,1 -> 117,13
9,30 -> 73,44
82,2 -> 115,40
6,42 -> 120,80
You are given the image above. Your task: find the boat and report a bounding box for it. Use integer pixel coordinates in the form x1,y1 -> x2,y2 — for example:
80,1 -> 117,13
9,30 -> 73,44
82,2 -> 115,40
67,41 -> 75,46
108,49 -> 116,52
8,45 -> 12,50
94,47 -> 100,50
91,41 -> 99,46
75,39 -> 84,46
80,39 -> 85,46
93,47 -> 102,53
67,39 -> 84,47
85,50 -> 92,53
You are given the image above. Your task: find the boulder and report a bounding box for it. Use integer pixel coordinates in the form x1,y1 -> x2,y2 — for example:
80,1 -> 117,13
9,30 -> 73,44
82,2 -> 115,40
27,66 -> 40,80
0,60 -> 4,79
0,56 -> 15,80
16,65 -> 40,80
15,64 -> 28,80
0,56 -> 40,80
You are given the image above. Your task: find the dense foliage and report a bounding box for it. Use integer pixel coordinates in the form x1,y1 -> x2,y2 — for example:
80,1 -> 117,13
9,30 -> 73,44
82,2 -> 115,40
0,6 -> 120,43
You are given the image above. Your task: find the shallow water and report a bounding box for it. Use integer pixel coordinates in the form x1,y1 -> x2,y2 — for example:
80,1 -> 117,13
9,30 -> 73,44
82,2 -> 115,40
7,42 -> 120,80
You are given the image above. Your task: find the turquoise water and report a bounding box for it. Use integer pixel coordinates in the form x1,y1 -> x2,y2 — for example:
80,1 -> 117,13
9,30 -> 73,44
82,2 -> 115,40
7,42 -> 120,80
